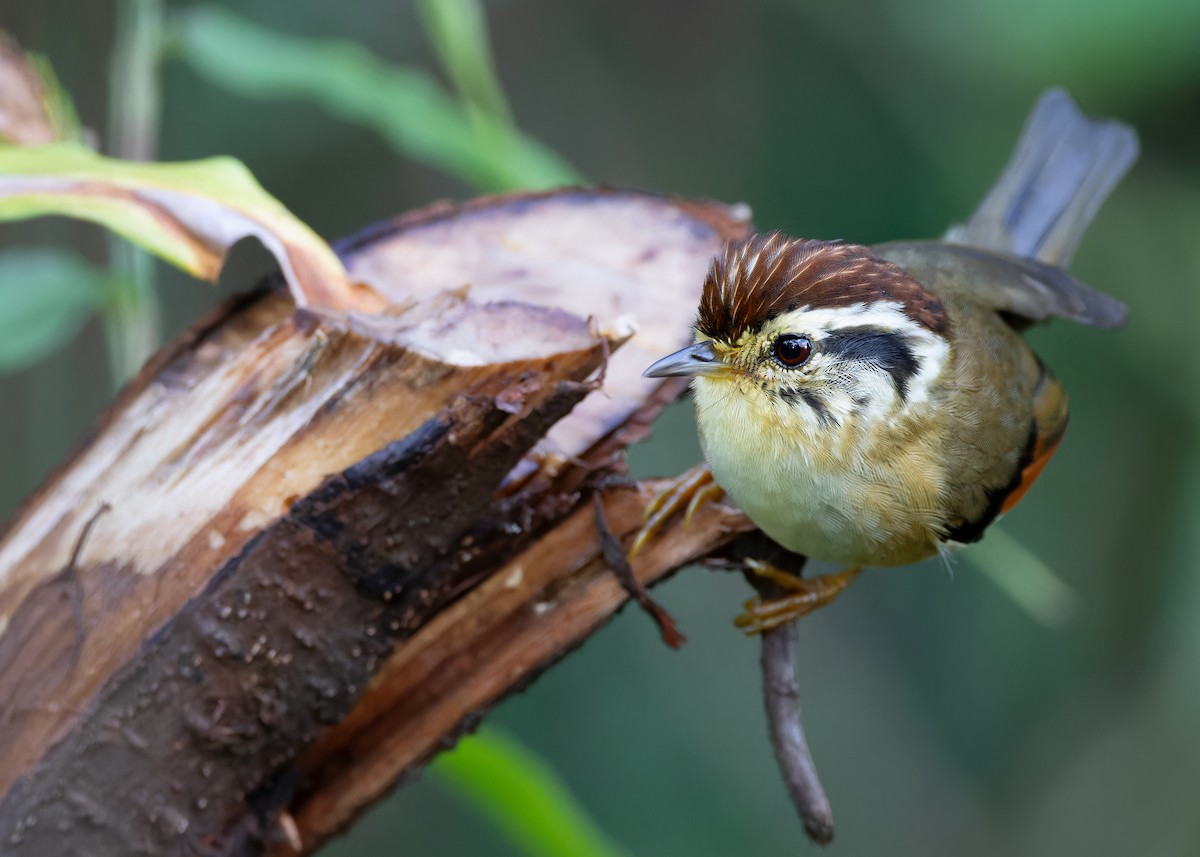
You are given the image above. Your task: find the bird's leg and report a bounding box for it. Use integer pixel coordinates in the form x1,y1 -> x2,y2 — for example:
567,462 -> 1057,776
628,465 -> 725,559
734,561 -> 861,635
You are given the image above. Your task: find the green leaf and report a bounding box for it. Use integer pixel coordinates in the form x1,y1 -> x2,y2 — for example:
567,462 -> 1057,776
177,5 -> 583,192
432,729 -> 631,857
965,525 -> 1079,627
0,143 -> 371,311
0,248 -> 105,371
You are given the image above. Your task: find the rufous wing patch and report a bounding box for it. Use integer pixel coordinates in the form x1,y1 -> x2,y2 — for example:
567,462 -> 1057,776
999,432 -> 1064,516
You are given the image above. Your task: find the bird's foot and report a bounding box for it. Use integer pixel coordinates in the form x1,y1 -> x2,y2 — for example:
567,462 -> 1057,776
628,465 -> 725,559
734,562 -> 861,634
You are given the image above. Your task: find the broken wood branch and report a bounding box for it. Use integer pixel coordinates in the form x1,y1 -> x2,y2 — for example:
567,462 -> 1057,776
0,189 -> 765,856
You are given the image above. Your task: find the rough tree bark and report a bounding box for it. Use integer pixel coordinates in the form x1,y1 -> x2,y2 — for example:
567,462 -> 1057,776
0,189 -> 758,856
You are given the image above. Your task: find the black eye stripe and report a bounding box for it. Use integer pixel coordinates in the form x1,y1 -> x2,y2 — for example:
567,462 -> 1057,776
822,327 -> 919,401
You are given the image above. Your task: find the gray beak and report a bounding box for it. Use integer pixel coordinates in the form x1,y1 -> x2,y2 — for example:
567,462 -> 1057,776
643,341 -> 726,378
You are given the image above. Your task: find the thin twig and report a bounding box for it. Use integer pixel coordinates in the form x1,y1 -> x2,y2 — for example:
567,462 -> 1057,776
719,537 -> 835,845
592,493 -> 686,649
760,618 -> 834,844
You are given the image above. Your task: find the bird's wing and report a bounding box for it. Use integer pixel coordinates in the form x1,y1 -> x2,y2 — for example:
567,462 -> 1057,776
943,355 -> 1069,544
873,240 -> 1127,329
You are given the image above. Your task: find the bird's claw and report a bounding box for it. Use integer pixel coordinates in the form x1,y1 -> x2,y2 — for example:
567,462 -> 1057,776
628,465 -> 725,559
734,563 -> 861,635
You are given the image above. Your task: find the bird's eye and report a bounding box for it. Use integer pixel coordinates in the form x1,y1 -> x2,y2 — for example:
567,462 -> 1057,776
772,334 -> 812,368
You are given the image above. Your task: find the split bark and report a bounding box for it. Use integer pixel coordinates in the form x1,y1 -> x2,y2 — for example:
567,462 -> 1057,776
0,189 -> 758,856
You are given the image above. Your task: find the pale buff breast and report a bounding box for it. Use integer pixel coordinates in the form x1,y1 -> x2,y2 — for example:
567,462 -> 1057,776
692,375 -> 947,567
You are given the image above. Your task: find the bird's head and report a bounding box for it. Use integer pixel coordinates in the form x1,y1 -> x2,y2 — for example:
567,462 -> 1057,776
645,232 -> 953,433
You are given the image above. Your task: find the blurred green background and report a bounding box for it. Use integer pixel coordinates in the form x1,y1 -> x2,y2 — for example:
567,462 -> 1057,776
4,1 -> 1199,855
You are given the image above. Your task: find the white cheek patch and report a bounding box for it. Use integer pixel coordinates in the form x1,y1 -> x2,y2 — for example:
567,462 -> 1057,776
902,328 -> 950,406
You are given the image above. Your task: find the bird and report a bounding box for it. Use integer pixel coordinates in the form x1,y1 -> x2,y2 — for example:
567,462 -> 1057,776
638,90 -> 1138,633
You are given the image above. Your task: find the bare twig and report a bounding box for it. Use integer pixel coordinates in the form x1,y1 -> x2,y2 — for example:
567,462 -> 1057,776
760,617 -> 834,844
593,493 -> 686,649
713,536 -> 836,845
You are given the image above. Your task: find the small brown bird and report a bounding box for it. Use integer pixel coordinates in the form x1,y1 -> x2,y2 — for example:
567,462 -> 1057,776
641,90 -> 1138,632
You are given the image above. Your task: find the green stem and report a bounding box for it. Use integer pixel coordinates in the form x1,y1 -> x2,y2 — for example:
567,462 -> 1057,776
416,0 -> 514,128
105,0 -> 164,387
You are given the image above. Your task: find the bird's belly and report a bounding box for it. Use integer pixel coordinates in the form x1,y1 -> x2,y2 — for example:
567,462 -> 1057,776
698,398 -> 941,568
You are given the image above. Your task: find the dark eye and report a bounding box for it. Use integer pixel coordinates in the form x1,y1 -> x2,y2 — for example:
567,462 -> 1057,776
772,334 -> 812,368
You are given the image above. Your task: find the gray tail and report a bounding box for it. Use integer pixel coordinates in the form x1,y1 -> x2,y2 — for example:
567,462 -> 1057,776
948,89 -> 1139,267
